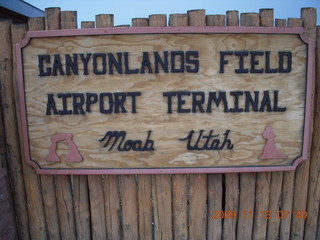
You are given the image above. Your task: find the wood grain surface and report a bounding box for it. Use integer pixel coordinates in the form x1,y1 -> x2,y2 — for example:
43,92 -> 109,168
20,32 -> 308,170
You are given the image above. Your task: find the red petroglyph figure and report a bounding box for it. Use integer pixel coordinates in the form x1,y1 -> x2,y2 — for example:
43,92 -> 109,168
46,133 -> 82,162
259,126 -> 287,160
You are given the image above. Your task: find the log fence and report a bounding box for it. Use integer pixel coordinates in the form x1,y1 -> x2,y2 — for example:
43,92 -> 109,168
0,7 -> 319,240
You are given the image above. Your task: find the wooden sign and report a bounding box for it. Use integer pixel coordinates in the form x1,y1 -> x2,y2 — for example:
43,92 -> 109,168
16,27 -> 315,174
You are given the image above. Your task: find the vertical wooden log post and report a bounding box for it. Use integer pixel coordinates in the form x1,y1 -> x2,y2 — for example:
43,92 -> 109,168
187,9 -> 208,240
134,15 -> 166,240
12,22 -> 48,239
88,174 -> 106,239
45,7 -> 61,30
149,14 -> 167,27
0,20 -> 30,240
121,175 -> 139,240
252,11 -> 273,240
94,15 -> 122,240
0,78 -> 8,240
223,10 -> 239,240
266,18 -> 287,240
88,14 -> 115,240
278,17 -> 303,240
132,18 -> 149,27
259,8 -> 274,27
149,13 -> 172,240
236,12 -> 259,240
169,14 -> 188,27
61,11 -> 77,29
305,23 -> 320,240
152,174 -> 172,240
206,15 -> 225,26
69,17 -> 95,240
188,9 -> 205,26
168,12 -> 188,240
81,21 -> 95,28
54,11 -> 78,240
292,7 -> 317,240
104,175 -> 121,240
0,101 -> 6,169
226,11 -> 239,26
172,171 -> 188,240
206,11 -> 225,240
275,19 -> 286,27
37,8 -> 60,239
96,14 -> 114,28
73,174 -> 91,240
287,18 -> 303,27
267,14 -> 285,240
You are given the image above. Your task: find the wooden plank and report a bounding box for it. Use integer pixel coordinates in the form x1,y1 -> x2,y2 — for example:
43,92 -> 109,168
0,19 -> 30,240
12,22 -> 47,240
121,175 -> 139,240
32,13 -> 61,240
305,24 -> 320,240
88,175 -> 106,239
20,25 -> 309,172
104,175 -> 121,239
206,15 -> 225,26
153,174 -> 172,240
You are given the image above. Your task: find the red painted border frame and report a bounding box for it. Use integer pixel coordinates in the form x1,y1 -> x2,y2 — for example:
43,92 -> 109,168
15,26 -> 315,175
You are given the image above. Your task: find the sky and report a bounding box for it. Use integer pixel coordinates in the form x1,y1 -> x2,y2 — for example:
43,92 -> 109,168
26,0 -> 319,27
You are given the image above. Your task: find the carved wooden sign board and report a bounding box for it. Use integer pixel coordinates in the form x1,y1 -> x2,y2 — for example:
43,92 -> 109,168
16,27 -> 314,174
